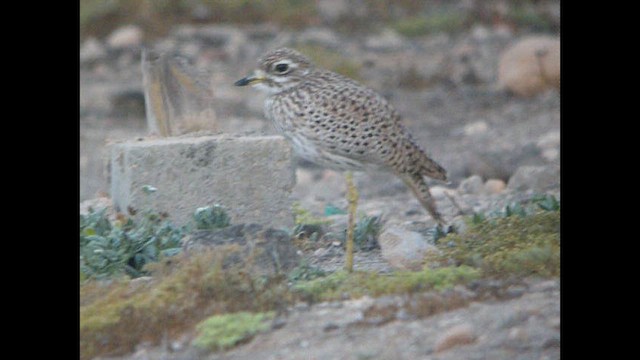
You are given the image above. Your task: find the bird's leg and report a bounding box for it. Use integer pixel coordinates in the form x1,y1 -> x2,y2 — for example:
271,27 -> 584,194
344,171 -> 359,273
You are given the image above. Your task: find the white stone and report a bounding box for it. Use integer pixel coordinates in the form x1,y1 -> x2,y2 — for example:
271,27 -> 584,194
378,227 -> 440,271
458,175 -> 484,195
107,25 -> 143,49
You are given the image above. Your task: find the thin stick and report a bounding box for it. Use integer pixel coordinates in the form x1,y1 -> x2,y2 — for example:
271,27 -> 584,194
345,171 -> 358,272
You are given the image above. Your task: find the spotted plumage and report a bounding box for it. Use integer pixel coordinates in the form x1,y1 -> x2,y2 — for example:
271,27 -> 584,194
235,47 -> 447,224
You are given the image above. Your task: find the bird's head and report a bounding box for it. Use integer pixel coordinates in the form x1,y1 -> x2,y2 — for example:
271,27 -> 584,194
234,48 -> 313,94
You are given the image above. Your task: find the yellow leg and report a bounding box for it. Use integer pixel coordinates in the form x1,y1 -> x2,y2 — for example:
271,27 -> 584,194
345,171 -> 359,273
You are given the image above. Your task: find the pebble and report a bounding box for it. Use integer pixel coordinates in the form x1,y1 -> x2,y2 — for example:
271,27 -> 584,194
434,323 -> 477,353
107,25 -> 143,49
537,131 -> 560,162
80,38 -> 106,63
546,317 -> 560,329
378,227 -> 440,271
507,165 -> 560,192
323,323 -> 339,332
271,317 -> 287,330
507,326 -> 528,341
458,175 -> 484,195
463,121 -> 489,136
365,29 -> 406,52
497,36 -> 560,97
484,179 -> 506,194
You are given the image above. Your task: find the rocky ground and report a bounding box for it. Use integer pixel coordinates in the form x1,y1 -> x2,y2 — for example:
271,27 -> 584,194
81,14 -> 560,360
107,278 -> 559,360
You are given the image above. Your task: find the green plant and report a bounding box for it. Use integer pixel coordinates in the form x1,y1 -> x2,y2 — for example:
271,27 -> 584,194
80,249 -> 291,359
288,259 -> 327,282
353,215 -> 383,251
292,266 -> 480,303
393,10 -> 469,37
505,4 -> 555,32
532,194 -> 560,212
192,204 -> 231,230
193,311 -> 275,352
481,194 -> 560,220
291,202 -> 330,244
440,211 -> 560,278
80,208 -> 184,280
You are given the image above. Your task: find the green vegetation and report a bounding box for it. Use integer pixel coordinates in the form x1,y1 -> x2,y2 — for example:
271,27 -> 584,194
288,259 -> 327,282
394,10 -> 469,37
193,311 -> 275,352
80,193 -> 560,358
505,3 -> 555,32
469,194 -> 561,224
192,204 -> 231,230
345,215 -> 383,251
441,209 -> 560,278
80,249 -> 291,359
293,202 -> 382,251
80,202 -> 233,280
80,208 -> 184,280
292,266 -> 480,303
292,202 -> 330,227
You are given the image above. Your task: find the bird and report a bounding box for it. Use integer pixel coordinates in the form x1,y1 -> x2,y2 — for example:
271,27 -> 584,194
235,47 -> 447,272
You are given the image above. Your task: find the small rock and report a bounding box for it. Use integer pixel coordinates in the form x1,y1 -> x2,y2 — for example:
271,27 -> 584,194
471,25 -> 491,41
463,121 -> 489,136
316,0 -> 353,23
107,25 -> 143,49
323,323 -> 339,332
507,165 -> 560,192
271,317 -> 287,330
498,36 -> 560,97
484,179 -> 506,194
313,247 -> 329,257
537,131 -> 560,162
80,38 -> 106,64
365,29 -> 406,52
504,284 -> 527,299
429,185 -> 451,201
458,175 -> 484,195
293,302 -> 310,312
547,317 -> 560,329
434,323 -> 477,353
395,308 -> 416,321
378,227 -> 440,271
529,279 -> 559,293
507,327 -> 529,341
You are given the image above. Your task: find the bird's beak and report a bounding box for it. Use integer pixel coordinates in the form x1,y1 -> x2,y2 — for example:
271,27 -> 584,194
234,70 -> 266,86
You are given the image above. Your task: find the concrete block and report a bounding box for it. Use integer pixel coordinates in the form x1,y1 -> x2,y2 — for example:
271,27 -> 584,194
109,134 -> 295,229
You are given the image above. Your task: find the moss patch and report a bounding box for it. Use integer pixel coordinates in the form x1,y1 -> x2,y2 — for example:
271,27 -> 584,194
193,311 -> 275,352
440,211 -> 560,278
292,266 -> 480,303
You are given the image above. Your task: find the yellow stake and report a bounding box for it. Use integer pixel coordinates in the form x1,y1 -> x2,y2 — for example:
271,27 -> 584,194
345,171 -> 359,272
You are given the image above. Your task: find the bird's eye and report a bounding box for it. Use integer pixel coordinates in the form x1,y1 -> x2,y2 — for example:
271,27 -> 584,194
274,63 -> 289,73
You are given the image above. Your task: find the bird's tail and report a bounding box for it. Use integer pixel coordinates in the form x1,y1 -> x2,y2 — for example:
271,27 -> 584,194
400,172 -> 446,226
